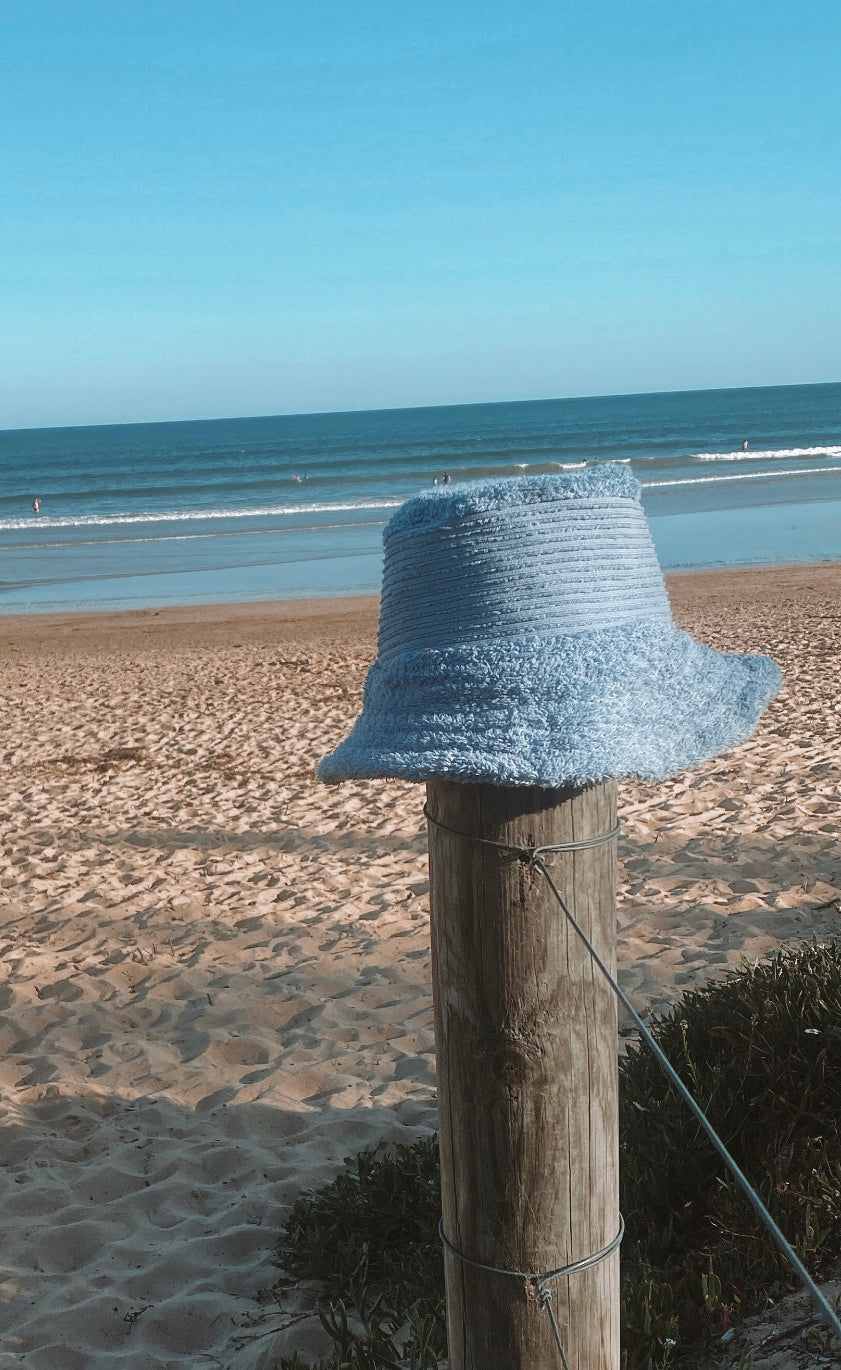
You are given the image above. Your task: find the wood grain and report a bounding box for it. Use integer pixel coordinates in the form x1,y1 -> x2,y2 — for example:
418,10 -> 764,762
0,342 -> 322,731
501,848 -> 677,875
427,779 -> 620,1370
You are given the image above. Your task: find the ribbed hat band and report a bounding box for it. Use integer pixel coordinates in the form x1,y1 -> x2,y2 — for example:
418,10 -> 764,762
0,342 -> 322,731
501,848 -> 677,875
378,496 -> 671,659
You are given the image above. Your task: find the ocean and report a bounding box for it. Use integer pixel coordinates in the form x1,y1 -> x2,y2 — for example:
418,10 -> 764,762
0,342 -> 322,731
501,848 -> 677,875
1,381 -> 840,614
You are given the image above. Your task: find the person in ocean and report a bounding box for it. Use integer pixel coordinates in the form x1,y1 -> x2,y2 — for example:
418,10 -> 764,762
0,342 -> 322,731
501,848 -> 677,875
32,496 -> 41,514
742,439 -> 749,451
442,471 -> 451,485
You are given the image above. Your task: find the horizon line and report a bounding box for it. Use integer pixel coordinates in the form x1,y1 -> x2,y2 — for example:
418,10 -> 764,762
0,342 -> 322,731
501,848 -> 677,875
2,376 -> 840,439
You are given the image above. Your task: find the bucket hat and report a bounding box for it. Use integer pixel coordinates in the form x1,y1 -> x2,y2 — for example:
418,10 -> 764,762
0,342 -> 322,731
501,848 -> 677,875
318,465 -> 780,786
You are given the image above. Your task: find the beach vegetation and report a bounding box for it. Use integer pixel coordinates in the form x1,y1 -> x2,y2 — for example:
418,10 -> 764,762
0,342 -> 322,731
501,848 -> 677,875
273,943 -> 841,1368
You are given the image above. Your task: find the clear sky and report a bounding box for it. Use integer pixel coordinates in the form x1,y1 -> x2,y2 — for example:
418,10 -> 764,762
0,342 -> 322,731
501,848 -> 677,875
2,0 -> 840,429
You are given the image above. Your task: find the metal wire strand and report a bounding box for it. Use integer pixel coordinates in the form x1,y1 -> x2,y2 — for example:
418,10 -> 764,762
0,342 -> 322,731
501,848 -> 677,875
438,1214 -> 625,1286
530,852 -> 841,1349
540,1289 -> 573,1370
423,804 -> 621,858
439,1216 -> 624,1370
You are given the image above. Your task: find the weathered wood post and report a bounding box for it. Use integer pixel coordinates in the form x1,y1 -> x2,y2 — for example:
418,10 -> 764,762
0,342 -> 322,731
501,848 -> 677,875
426,779 -> 620,1370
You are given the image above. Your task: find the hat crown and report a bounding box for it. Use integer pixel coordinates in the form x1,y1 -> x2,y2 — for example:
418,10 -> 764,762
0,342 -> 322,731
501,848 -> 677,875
378,469 -> 671,660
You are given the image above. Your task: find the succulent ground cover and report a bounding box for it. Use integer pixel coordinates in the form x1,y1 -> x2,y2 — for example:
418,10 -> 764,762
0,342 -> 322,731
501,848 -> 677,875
274,944 -> 841,1369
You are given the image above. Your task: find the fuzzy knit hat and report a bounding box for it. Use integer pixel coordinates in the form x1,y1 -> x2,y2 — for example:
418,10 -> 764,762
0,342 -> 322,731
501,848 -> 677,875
318,465 -> 780,786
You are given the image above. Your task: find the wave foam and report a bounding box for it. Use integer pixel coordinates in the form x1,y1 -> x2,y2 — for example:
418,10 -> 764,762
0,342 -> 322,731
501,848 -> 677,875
694,445 -> 841,462
643,465 -> 841,490
0,500 -> 404,534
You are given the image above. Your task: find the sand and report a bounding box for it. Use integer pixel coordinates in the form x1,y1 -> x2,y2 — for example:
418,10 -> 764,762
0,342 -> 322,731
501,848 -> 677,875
1,564 -> 840,1368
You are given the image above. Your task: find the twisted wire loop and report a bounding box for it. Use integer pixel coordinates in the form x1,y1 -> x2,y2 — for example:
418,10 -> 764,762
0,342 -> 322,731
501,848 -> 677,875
422,805 -> 621,859
425,808 -> 841,1349
439,1217 -> 625,1370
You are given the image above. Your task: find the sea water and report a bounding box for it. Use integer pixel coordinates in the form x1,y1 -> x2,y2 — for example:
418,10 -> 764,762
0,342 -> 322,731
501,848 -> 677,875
1,382 -> 840,613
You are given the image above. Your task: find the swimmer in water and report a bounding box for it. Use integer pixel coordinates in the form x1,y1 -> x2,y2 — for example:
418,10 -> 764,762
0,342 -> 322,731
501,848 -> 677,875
32,496 -> 41,514
742,439 -> 749,451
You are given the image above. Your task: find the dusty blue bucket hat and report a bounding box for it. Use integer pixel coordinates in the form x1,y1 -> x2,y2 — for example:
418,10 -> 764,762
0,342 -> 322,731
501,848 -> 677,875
318,465 -> 781,786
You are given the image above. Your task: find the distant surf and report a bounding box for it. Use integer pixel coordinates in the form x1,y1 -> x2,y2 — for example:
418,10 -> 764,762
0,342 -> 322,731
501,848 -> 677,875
691,445 -> 841,462
2,382 -> 840,611
643,464 -> 841,489
0,500 -> 404,533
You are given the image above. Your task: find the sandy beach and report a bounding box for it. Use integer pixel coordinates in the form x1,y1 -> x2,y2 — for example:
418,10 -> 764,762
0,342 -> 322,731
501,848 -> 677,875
2,563 -> 841,1368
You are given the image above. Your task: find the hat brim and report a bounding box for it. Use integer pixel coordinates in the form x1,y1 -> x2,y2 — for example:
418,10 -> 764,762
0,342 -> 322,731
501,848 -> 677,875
317,624 -> 781,786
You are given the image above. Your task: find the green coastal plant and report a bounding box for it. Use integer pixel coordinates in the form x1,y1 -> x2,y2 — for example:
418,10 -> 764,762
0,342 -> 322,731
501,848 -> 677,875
273,944 -> 841,1369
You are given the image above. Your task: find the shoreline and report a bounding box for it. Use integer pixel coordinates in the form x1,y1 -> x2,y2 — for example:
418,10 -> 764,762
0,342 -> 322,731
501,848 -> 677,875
1,560 -> 839,653
0,593 -> 382,654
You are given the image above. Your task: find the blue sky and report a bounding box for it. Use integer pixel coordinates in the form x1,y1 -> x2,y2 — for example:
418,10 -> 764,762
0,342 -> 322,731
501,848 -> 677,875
2,0 -> 840,428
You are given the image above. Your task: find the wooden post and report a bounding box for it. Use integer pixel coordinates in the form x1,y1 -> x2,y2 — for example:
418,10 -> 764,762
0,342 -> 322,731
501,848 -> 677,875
426,779 -> 620,1370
